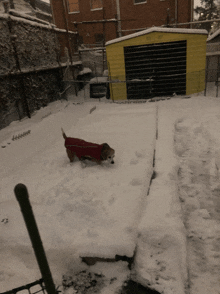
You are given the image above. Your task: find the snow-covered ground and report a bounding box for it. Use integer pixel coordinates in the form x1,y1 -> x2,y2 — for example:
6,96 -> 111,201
1,86 -> 220,294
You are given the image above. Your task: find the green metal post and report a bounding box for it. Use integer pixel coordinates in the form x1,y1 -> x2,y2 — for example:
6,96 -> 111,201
14,184 -> 57,294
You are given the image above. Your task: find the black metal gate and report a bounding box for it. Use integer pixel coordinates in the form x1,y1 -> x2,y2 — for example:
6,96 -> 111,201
124,40 -> 187,99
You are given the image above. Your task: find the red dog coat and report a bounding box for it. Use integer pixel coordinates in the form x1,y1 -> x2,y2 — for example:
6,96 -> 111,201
64,137 -> 103,161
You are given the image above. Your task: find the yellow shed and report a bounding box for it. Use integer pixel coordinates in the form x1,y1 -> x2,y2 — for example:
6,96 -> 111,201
105,27 -> 208,100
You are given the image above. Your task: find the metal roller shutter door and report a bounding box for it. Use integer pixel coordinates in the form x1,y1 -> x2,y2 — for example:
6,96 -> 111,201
124,40 -> 187,99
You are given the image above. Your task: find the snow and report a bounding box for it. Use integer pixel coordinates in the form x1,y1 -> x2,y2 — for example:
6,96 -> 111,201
134,104 -> 187,294
207,28 -> 220,42
90,77 -> 108,83
194,0 -> 201,8
1,87 -> 220,294
0,13 -> 52,30
8,9 -> 54,26
0,11 -> 76,34
0,0 -> 34,14
105,27 -> 208,46
78,68 -> 92,76
206,51 -> 220,56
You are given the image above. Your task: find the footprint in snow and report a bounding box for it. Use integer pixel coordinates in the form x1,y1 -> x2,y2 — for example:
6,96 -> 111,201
130,158 -> 139,165
130,178 -> 142,186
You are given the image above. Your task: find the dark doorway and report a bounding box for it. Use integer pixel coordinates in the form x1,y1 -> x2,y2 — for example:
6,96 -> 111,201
124,40 -> 187,99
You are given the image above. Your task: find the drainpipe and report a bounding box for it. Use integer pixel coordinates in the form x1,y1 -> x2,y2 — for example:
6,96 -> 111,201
115,0 -> 122,37
175,0 -> 178,25
191,0 -> 194,28
50,0 -> 56,24
62,0 -> 73,64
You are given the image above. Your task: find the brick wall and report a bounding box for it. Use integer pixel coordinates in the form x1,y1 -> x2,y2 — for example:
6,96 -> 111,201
51,0 -> 193,45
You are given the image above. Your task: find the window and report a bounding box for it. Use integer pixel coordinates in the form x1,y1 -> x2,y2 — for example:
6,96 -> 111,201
91,0 -> 102,10
68,0 -> 79,13
95,33 -> 104,45
134,0 -> 146,4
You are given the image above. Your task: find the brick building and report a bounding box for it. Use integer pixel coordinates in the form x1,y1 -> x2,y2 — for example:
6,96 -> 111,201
50,0 -> 194,46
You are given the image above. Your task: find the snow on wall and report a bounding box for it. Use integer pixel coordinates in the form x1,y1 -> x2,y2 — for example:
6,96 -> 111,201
0,16 -> 59,74
0,13 -> 79,130
0,12 -> 78,75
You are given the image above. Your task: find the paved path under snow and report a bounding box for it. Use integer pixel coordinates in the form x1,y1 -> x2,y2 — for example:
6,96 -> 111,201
133,98 -> 220,294
175,117 -> 220,294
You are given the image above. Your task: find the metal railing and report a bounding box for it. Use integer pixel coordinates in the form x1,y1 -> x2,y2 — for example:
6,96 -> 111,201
1,279 -> 46,294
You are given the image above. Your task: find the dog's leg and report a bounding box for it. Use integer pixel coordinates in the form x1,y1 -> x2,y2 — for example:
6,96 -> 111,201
81,156 -> 101,166
66,149 -> 75,162
91,157 -> 102,165
80,158 -> 87,168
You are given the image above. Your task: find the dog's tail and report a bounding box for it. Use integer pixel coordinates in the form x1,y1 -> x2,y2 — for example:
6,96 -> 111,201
61,128 -> 67,139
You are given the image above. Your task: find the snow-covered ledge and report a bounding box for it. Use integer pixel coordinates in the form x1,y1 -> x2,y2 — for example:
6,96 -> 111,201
134,104 -> 187,294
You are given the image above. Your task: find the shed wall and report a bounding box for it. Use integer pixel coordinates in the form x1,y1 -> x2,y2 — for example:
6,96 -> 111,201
106,32 -> 207,100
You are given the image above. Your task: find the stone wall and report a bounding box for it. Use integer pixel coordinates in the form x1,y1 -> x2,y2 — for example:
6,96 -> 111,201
0,14 -> 61,74
0,13 -> 79,129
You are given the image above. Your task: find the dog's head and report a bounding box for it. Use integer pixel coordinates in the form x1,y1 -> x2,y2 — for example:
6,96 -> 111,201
101,143 -> 115,164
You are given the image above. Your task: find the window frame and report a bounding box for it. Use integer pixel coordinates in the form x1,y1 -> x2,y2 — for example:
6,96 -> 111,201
134,0 -> 147,5
67,0 -> 80,14
90,0 -> 103,11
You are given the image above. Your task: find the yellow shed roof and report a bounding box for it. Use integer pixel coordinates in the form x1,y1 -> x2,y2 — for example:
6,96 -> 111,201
106,27 -> 208,46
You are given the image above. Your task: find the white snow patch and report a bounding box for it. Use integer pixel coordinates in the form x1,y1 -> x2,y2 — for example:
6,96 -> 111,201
1,92 -> 220,294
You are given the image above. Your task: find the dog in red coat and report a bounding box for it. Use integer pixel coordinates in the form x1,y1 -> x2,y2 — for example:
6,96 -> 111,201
62,128 -> 115,165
